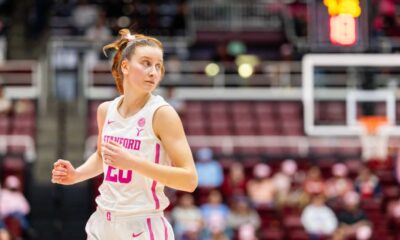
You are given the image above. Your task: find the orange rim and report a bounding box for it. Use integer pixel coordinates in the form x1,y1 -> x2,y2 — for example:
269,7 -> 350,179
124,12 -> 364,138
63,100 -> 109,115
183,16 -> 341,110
358,116 -> 388,134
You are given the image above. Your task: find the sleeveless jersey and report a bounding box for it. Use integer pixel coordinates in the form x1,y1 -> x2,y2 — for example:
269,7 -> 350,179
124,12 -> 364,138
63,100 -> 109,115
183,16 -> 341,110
96,94 -> 171,215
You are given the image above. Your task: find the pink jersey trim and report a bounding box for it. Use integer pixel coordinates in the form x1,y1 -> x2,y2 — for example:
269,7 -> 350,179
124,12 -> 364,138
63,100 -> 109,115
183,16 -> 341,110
151,144 -> 161,209
146,218 -> 155,240
161,217 -> 168,240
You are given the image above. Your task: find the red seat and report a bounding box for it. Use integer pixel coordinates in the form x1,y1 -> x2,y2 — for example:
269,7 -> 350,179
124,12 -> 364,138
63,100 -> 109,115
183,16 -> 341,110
185,101 -> 203,113
283,214 -> 303,229
7,145 -> 28,155
259,227 -> 285,240
319,102 -> 346,124
89,100 -> 102,115
4,215 -> 22,239
361,198 -> 382,214
88,124 -> 99,135
281,121 -> 303,135
262,146 -> 284,156
286,229 -> 309,240
209,119 -> 232,135
376,102 -> 387,116
0,116 -> 9,134
376,170 -> 396,185
231,102 -> 252,115
208,101 -> 228,115
254,102 -> 275,116
383,185 -> 400,199
232,119 -> 255,135
234,146 -> 261,154
208,110 -> 229,121
184,110 -> 204,119
257,121 -> 281,135
338,146 -> 361,157
209,128 -> 231,135
309,146 -> 336,156
281,146 -> 301,156
277,102 -> 301,117
186,127 -> 207,135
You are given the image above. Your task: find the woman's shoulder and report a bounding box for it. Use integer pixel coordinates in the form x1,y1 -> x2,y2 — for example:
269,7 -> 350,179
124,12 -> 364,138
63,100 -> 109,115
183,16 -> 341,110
150,94 -> 170,106
97,96 -> 122,113
97,101 -> 112,114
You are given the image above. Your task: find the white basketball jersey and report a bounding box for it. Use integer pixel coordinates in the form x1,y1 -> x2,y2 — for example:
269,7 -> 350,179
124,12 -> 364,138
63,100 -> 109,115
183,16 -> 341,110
96,94 -> 171,215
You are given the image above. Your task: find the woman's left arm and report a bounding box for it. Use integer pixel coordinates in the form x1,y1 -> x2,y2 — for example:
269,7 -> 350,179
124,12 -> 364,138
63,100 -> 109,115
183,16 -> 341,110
103,105 -> 198,192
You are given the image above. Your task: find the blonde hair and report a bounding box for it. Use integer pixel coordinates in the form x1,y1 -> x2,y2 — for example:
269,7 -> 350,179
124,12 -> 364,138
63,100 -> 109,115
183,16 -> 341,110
103,29 -> 165,94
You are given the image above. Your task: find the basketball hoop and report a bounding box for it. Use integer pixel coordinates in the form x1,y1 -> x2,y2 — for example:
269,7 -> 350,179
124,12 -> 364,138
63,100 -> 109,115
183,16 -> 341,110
358,116 -> 389,161
358,116 -> 388,135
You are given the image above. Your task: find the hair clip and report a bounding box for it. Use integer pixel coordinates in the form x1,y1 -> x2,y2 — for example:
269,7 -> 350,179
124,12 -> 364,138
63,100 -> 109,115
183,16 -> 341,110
124,33 -> 136,41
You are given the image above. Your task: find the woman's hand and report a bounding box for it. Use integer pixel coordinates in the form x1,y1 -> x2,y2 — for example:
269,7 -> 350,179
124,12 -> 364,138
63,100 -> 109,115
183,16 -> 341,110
51,159 -> 78,185
102,141 -> 136,170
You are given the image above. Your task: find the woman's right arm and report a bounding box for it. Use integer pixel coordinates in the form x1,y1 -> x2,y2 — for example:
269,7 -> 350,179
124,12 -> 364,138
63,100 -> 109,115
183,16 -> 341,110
51,101 -> 109,185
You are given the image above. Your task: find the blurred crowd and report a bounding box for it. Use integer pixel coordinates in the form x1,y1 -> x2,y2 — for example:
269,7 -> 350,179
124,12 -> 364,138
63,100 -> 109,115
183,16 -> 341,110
165,147 -> 400,240
51,0 -> 187,38
0,175 -> 34,240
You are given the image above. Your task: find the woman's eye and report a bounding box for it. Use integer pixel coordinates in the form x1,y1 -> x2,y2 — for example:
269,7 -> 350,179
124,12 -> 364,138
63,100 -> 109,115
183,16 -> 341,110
143,61 -> 150,66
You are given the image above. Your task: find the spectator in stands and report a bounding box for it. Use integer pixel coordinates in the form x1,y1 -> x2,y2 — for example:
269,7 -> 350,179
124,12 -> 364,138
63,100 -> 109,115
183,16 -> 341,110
221,162 -> 247,201
301,194 -> 338,240
287,0 -> 308,37
334,191 -> 371,240
171,193 -> 203,240
246,163 -> 276,208
52,0 -> 74,17
71,0 -> 98,35
386,196 -> 400,229
13,99 -> 33,116
212,43 -> 235,63
0,83 -> 11,114
195,147 -> 224,189
354,166 -> 382,200
0,176 -> 31,235
84,8 -> 112,66
200,190 -> 231,239
165,55 -> 183,83
146,2 -> 161,35
301,166 -> 325,207
273,159 -> 304,209
390,6 -> 400,36
85,9 -> 112,43
164,86 -> 185,116
171,1 -> 188,36
325,163 -> 354,207
226,196 -> 261,237
373,0 -> 399,37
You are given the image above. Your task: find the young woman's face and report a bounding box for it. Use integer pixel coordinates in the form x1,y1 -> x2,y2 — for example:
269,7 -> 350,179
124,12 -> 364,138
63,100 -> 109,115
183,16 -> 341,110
122,45 -> 163,93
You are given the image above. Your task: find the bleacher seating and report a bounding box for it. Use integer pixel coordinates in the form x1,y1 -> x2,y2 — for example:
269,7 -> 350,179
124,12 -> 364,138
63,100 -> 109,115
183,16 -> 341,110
0,98 -> 37,239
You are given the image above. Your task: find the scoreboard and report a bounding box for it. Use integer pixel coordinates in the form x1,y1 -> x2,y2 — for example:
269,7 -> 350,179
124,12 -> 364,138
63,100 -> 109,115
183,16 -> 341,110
309,0 -> 369,52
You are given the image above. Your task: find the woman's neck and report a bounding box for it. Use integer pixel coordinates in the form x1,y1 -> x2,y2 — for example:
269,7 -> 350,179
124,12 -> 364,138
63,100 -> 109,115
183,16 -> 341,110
118,93 -> 151,118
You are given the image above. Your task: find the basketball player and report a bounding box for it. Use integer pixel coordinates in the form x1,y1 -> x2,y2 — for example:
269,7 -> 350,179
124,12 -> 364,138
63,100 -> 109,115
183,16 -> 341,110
51,29 -> 198,239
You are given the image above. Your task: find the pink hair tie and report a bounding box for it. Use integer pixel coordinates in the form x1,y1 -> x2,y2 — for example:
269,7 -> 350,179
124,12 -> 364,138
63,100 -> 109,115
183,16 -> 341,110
124,34 -> 136,41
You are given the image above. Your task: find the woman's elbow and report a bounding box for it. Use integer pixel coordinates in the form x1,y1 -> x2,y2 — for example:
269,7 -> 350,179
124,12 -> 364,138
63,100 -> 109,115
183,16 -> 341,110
185,174 -> 198,193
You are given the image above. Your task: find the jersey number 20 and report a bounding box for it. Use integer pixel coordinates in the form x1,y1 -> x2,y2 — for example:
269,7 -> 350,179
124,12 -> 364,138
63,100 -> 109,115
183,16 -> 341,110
105,166 -> 132,183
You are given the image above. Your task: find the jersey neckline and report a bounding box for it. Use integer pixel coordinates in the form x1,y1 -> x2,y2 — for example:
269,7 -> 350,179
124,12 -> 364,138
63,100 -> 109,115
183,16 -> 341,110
114,94 -> 154,121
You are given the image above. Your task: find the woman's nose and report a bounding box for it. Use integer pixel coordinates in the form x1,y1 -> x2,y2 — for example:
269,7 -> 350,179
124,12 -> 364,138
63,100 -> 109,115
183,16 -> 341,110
148,65 -> 157,76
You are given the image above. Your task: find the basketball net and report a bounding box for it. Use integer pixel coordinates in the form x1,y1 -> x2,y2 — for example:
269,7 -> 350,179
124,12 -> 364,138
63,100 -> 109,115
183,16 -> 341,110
358,116 -> 389,161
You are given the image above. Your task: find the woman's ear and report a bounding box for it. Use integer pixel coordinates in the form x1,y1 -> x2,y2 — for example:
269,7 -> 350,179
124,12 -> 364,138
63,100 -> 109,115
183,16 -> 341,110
121,59 -> 129,75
